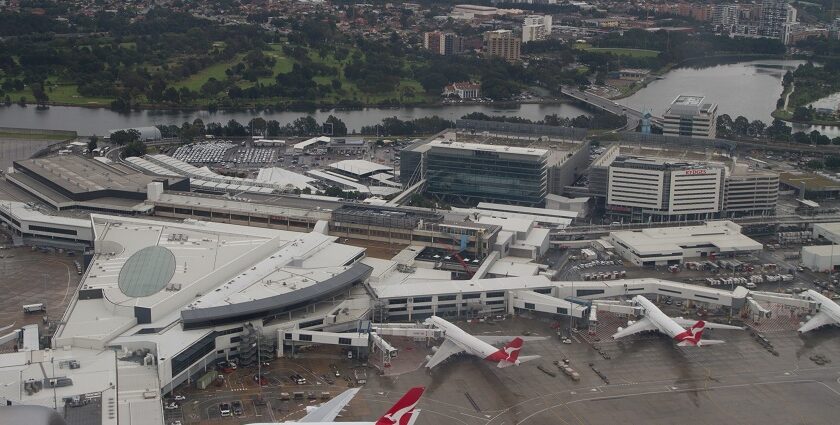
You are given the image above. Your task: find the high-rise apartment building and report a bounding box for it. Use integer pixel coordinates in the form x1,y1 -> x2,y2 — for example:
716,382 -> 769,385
760,0 -> 797,38
661,95 -> 718,139
483,30 -> 521,61
424,31 -> 464,55
522,15 -> 552,43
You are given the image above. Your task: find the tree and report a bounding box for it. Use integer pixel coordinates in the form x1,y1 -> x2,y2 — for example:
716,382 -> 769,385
266,120 -> 281,137
767,119 -> 791,141
748,120 -> 766,137
32,83 -> 48,108
805,159 -> 824,169
732,116 -> 749,135
248,117 -> 267,136
87,135 -> 98,153
793,106 -> 813,121
324,115 -> 347,136
110,129 -> 141,145
832,137 -> 840,146
123,141 -> 147,158
826,156 -> 840,170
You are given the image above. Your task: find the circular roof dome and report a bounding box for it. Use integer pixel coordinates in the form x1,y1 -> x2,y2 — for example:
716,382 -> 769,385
118,246 -> 176,297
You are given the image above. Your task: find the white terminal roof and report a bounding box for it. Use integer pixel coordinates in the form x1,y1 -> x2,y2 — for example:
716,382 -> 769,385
54,214 -> 361,351
255,167 -> 316,191
294,136 -> 331,150
0,201 -> 92,228
610,221 -> 762,256
328,159 -> 392,177
476,202 -> 579,219
428,140 -> 548,157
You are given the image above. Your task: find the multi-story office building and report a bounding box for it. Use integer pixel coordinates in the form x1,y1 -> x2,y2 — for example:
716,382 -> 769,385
425,140 -> 555,206
483,29 -> 521,61
423,31 -> 443,53
722,163 -> 779,217
522,15 -> 552,43
661,94 -> 718,139
607,157 -> 725,222
600,154 -> 780,222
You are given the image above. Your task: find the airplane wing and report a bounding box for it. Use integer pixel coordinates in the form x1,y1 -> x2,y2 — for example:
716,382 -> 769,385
426,339 -> 464,369
798,311 -> 837,333
516,355 -> 541,364
612,317 -> 657,339
474,335 -> 547,345
672,317 -> 744,330
298,388 -> 360,423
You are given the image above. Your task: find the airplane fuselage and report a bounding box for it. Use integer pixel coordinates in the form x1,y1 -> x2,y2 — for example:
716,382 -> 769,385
633,295 -> 688,339
426,316 -> 509,361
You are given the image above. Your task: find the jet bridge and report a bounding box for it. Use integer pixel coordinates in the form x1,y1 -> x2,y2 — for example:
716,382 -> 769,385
509,290 -> 589,318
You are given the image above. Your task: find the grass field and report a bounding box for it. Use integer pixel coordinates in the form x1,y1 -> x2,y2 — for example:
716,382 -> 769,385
575,44 -> 660,58
0,130 -> 74,141
2,78 -> 112,106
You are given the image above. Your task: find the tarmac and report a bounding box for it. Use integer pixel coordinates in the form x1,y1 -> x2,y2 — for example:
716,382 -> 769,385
166,314 -> 840,425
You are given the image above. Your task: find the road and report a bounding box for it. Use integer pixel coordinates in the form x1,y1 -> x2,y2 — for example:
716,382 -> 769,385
561,86 -> 661,131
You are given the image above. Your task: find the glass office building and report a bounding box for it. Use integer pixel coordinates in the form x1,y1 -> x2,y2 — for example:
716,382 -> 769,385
425,141 -> 550,206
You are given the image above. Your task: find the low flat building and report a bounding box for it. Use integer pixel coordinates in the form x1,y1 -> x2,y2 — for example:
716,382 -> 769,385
0,201 -> 93,246
801,245 -> 840,272
8,155 -> 187,214
812,222 -> 840,244
608,221 -> 762,266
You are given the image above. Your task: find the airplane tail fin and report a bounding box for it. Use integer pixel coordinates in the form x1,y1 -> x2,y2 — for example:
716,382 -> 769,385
675,320 -> 706,347
493,337 -> 524,367
503,337 -> 523,363
375,386 -> 425,425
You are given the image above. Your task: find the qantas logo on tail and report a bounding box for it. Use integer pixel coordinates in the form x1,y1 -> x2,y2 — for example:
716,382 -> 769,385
675,321 -> 705,346
486,337 -> 524,363
375,386 -> 425,425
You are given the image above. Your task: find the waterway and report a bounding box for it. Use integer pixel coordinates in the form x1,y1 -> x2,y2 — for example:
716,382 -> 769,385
0,102 -> 590,137
1,58 -> 838,137
616,58 -> 840,137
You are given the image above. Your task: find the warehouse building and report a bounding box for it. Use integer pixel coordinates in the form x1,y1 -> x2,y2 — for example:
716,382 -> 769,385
801,245 -> 840,272
7,155 -> 188,214
607,221 -> 762,266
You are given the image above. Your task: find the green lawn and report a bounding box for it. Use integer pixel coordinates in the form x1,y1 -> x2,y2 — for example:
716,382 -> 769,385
2,77 -> 112,106
172,54 -> 244,91
575,44 -> 660,58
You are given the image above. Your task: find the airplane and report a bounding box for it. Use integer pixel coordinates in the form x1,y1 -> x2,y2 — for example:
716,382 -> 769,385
248,386 -> 424,425
612,295 -> 744,346
423,315 -> 543,369
798,289 -> 840,333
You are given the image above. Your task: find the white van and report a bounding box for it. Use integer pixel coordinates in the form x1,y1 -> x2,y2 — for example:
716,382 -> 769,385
23,303 -> 45,313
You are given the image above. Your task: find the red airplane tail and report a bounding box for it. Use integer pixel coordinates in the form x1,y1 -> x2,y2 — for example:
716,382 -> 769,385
675,320 -> 705,346
486,337 -> 524,364
375,386 -> 425,425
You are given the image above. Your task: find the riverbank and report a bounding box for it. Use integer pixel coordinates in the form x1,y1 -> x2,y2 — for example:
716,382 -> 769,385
13,97 -> 573,114
771,108 -> 840,127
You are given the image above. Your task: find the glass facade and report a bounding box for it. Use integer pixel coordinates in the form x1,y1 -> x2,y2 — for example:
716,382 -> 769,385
426,146 -> 548,205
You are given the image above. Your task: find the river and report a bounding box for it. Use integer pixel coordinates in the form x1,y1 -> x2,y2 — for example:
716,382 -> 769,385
0,102 -> 590,137
1,58 -> 837,137
616,58 -> 840,137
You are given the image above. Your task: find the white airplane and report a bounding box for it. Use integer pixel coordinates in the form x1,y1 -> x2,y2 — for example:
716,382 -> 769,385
423,316 -> 543,368
248,386 -> 424,425
798,289 -> 840,333
612,295 -> 744,346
